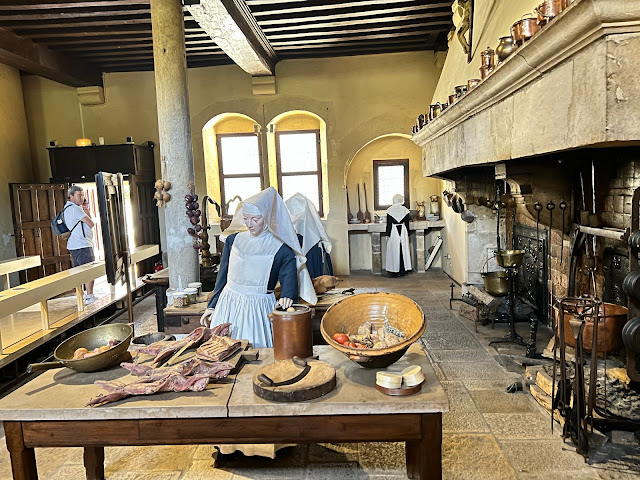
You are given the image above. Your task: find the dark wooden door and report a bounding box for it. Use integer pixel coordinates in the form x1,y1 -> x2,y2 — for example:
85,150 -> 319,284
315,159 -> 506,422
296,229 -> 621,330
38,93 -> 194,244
11,183 -> 71,282
129,175 -> 160,275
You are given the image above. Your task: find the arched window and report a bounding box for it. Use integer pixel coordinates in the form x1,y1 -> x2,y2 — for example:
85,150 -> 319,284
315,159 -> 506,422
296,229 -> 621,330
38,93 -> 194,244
267,111 -> 328,217
202,113 -> 263,216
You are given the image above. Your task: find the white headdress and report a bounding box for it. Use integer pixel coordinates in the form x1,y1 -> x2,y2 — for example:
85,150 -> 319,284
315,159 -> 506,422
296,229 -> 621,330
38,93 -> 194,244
221,187 -> 317,305
386,193 -> 410,222
285,193 -> 332,255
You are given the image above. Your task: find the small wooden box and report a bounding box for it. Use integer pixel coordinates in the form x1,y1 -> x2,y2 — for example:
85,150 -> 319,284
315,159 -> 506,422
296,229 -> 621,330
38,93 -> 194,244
163,294 -> 208,334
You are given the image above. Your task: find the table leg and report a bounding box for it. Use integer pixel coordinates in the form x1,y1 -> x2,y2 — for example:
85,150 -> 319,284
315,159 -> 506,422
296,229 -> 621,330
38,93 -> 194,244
83,446 -> 105,480
405,440 -> 419,479
4,422 -> 38,480
371,232 -> 382,275
417,413 -> 442,480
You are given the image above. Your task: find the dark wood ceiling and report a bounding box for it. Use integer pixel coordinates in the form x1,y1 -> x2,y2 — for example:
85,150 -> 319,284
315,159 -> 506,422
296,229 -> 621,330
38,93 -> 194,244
0,0 -> 453,75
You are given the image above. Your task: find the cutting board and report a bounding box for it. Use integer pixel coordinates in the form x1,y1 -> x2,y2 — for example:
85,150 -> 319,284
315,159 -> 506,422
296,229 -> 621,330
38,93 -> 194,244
253,358 -> 336,402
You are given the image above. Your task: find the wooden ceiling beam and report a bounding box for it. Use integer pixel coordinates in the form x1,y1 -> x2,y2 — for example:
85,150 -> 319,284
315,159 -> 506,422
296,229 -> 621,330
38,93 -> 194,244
21,26 -> 152,39
275,37 -> 437,51
261,11 -> 451,33
270,28 -> 447,47
186,0 -> 277,75
266,20 -> 451,40
0,26 -> 101,86
0,1 -> 149,9
7,16 -> 150,31
252,1 -> 450,17
0,9 -> 150,22
256,5 -> 450,26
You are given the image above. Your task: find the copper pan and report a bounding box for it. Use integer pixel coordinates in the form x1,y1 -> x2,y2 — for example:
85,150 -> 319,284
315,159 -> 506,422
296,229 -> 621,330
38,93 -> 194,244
511,14 -> 540,45
27,324 -> 133,373
535,0 -> 564,26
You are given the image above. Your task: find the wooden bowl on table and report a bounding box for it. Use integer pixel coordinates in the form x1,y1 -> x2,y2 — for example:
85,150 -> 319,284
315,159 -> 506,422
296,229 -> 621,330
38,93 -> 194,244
320,292 -> 426,368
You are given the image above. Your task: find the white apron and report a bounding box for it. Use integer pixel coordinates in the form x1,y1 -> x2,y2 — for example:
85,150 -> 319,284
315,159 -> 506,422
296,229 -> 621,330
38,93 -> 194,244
209,231 -> 282,348
386,220 -> 412,273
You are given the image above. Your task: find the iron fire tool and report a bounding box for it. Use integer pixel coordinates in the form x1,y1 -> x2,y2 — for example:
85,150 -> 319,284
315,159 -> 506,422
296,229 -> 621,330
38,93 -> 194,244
546,201 -> 556,325
559,201 -> 567,264
570,309 -> 589,457
534,202 -> 543,252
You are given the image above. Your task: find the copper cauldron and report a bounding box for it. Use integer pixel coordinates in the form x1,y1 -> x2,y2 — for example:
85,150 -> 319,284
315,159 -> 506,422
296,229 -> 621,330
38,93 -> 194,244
555,302 -> 628,353
511,14 -> 540,45
535,0 -> 564,26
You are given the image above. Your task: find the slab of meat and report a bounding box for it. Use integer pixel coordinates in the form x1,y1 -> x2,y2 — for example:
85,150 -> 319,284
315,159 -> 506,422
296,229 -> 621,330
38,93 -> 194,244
88,372 -> 212,406
137,323 -> 232,364
196,336 -> 241,362
120,358 -> 233,378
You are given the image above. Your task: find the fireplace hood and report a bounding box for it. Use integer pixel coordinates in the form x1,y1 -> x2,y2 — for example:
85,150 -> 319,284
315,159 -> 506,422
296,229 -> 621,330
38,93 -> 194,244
413,0 -> 640,178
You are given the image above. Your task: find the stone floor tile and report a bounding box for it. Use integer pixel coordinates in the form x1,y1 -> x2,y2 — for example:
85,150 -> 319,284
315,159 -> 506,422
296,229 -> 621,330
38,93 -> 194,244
442,433 -> 517,480
460,378 -> 521,391
104,445 -> 196,473
432,362 -> 447,382
107,472 -> 182,480
515,472 -> 601,480
425,321 -> 470,333
422,332 -> 482,350
586,442 -> 640,478
228,466 -> 309,480
45,465 -> 89,480
357,441 -> 405,474
305,462 -> 369,480
441,382 -> 490,434
438,362 -> 510,381
181,459 -> 233,480
308,443 -> 358,462
498,439 -> 593,475
470,390 -> 537,414
193,444 -> 218,460
34,447 -> 84,478
430,349 -> 493,363
483,413 -> 555,439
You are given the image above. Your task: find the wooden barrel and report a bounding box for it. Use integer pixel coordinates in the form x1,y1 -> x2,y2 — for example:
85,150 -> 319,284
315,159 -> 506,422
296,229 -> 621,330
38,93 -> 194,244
270,305 -> 313,360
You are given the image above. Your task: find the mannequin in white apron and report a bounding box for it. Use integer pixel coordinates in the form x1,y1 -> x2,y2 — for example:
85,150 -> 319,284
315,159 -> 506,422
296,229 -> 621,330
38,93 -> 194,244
385,194 -> 412,276
285,192 -> 334,278
199,187 -> 317,459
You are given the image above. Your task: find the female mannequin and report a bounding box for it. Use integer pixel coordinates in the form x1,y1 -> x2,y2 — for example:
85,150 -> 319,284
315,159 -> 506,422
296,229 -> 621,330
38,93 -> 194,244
385,194 -> 412,276
200,187 -> 316,348
285,192 -> 333,278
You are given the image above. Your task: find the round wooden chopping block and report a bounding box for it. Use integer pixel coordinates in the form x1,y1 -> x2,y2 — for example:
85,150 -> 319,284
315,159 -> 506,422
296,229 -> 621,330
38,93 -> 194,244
253,359 -> 336,402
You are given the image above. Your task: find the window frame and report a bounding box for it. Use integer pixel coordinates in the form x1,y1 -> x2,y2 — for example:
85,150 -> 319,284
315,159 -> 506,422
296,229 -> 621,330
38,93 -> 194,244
216,132 -> 265,212
275,129 -> 324,217
373,159 -> 410,210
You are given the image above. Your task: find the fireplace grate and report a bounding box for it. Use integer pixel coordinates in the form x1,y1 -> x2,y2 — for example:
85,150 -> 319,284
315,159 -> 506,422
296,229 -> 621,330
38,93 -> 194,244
515,224 -> 548,324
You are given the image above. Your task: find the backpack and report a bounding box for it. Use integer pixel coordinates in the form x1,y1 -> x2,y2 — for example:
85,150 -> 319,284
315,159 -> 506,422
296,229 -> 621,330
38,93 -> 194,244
51,205 -> 84,239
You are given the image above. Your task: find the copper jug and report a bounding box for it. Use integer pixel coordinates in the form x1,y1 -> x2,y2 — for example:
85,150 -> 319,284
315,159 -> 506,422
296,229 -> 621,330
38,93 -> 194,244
270,305 -> 313,360
480,46 -> 495,68
429,102 -> 442,121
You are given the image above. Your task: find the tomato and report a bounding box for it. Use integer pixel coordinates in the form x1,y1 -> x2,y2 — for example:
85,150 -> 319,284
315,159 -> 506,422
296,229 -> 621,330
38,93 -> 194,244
356,344 -> 368,349
347,342 -> 357,348
333,333 -> 349,344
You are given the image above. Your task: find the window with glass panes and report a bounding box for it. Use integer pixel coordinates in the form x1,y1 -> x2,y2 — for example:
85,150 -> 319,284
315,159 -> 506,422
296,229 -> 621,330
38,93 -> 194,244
216,133 -> 264,215
373,159 -> 409,210
275,130 -> 323,216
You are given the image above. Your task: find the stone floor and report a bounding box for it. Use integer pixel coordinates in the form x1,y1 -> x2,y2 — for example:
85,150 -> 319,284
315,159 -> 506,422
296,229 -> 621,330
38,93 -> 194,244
1,270 -> 639,479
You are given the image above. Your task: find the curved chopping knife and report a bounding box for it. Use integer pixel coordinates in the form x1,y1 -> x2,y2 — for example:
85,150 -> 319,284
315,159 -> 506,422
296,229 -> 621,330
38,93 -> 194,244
258,356 -> 310,387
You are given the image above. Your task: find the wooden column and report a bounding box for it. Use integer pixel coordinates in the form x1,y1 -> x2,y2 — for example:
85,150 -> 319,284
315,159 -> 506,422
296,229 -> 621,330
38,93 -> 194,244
150,0 -> 199,288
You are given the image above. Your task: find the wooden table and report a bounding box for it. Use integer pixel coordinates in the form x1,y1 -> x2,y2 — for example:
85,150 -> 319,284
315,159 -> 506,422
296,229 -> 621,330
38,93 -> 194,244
162,293 -> 210,334
0,344 -> 448,480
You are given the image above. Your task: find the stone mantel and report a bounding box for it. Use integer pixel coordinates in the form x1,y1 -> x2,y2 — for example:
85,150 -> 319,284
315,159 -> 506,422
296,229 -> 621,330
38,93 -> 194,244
413,0 -> 640,178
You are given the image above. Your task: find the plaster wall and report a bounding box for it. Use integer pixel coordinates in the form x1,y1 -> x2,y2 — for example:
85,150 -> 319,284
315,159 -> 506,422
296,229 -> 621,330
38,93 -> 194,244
0,63 -> 34,273
21,51 -> 443,275
431,0 -> 540,104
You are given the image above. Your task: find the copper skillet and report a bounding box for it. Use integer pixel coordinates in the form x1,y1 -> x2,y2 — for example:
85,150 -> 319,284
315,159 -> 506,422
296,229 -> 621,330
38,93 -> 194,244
27,323 -> 133,373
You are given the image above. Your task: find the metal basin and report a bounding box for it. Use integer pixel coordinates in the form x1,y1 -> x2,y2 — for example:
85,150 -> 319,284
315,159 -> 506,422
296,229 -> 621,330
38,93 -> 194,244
496,250 -> 524,267
482,271 -> 508,296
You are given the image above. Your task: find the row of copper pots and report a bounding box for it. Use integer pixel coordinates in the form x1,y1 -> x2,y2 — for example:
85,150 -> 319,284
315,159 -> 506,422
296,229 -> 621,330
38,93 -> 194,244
511,0 -> 573,45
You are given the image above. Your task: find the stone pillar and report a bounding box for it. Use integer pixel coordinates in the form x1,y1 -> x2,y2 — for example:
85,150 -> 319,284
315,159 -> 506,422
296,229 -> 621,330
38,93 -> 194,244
415,229 -> 426,273
150,0 -> 198,287
371,232 -> 382,275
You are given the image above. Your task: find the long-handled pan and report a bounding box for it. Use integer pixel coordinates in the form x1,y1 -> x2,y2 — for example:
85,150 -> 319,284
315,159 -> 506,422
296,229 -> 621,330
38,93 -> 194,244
27,323 -> 133,373
357,183 -> 364,223
363,183 -> 372,223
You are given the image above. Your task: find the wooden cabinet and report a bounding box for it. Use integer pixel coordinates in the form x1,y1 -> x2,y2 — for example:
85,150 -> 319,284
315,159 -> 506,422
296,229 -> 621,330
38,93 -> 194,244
48,144 -> 154,180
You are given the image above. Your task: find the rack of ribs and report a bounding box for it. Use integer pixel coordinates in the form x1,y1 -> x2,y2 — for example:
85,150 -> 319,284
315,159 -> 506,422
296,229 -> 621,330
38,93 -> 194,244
137,323 -> 232,364
196,336 -> 242,362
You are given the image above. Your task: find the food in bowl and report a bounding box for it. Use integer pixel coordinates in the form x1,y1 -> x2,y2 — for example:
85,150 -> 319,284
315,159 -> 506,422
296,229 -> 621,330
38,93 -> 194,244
332,319 -> 407,349
72,339 -> 121,359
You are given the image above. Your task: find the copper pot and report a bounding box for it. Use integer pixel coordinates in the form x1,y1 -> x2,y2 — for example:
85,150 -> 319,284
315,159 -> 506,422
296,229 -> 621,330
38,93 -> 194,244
511,14 -> 540,45
480,46 -> 495,68
495,36 -> 515,62
467,78 -> 481,90
428,102 -> 442,121
535,0 -> 564,26
482,271 -> 508,296
479,65 -> 493,80
448,94 -> 456,105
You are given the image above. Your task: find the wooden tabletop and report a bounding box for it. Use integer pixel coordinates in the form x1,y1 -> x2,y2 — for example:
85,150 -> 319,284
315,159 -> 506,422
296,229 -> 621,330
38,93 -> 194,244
0,345 -> 448,422
164,293 -> 210,315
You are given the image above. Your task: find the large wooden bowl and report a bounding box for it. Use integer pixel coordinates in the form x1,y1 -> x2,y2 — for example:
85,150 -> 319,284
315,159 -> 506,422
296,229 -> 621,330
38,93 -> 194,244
320,292 -> 425,368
